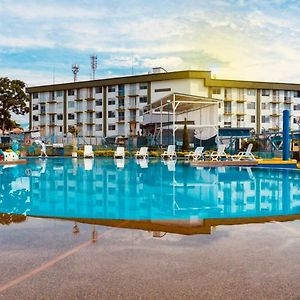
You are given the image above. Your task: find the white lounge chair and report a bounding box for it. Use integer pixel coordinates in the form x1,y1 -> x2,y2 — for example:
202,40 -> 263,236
3,151 -> 19,162
135,147 -> 148,159
184,146 -> 204,161
83,145 -> 94,158
114,147 -> 125,159
210,145 -> 231,161
161,145 -> 177,160
233,143 -> 256,161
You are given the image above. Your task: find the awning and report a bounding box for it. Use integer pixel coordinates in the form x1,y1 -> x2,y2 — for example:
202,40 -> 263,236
143,92 -> 221,115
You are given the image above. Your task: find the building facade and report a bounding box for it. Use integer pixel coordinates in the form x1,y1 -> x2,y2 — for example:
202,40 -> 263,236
26,70 -> 300,142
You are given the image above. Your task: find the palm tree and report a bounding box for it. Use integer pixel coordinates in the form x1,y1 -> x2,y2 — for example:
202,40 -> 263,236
68,126 -> 79,157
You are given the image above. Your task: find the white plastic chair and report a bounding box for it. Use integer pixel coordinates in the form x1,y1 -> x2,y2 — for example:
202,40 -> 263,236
234,143 -> 255,160
184,147 -> 204,161
114,147 -> 125,159
84,145 -> 94,158
135,147 -> 148,159
210,145 -> 231,161
161,145 -> 177,160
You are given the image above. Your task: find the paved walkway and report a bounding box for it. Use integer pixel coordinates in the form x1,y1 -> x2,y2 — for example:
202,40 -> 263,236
0,218 -> 299,299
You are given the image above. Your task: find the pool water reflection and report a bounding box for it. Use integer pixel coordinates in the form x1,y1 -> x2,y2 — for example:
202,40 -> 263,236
0,158 -> 299,223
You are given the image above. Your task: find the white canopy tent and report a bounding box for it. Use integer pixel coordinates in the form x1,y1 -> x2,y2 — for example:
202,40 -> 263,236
143,92 -> 221,145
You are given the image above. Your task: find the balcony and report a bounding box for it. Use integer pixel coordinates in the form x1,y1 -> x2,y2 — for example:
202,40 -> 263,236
128,89 -> 139,97
76,119 -> 83,126
49,120 -> 56,127
75,97 -> 83,101
117,117 -> 125,123
117,105 -> 125,111
236,99 -> 246,103
39,110 -> 46,115
236,112 -> 245,116
117,90 -> 125,97
224,98 -> 233,102
86,118 -> 95,125
270,113 -> 280,117
224,110 -> 233,115
128,104 -> 139,110
85,97 -> 95,101
284,96 -> 292,104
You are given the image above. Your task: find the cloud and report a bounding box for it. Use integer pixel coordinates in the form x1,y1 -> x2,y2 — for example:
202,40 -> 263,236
1,0 -> 300,85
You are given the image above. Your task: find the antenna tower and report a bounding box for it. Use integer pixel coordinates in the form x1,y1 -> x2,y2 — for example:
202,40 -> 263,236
72,64 -> 80,82
90,55 -> 97,80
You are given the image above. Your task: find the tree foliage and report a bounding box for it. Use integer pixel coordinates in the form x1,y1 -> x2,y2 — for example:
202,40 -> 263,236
0,77 -> 29,131
182,117 -> 189,151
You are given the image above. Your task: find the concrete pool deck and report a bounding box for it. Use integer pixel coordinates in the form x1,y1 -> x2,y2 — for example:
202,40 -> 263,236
0,217 -> 299,299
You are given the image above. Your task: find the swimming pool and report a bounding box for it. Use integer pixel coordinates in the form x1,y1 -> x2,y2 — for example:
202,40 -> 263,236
0,158 -> 300,222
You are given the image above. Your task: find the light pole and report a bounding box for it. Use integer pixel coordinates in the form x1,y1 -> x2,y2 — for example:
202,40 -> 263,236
167,100 -> 171,145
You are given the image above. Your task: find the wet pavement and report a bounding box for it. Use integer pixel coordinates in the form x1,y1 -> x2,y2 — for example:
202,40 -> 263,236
0,218 -> 299,299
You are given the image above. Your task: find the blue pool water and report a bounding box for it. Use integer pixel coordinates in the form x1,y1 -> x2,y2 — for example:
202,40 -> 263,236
0,158 -> 300,221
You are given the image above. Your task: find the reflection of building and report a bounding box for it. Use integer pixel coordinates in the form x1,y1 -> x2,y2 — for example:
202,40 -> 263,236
26,69 -> 300,143
1,160 -> 300,224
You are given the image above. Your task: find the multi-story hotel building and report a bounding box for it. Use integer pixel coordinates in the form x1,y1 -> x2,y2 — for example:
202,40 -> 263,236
26,69 -> 300,143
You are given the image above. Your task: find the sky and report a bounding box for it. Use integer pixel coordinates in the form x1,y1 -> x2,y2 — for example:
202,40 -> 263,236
1,0 -> 300,125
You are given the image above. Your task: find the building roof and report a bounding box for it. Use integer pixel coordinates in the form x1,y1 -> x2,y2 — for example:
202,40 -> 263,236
26,70 -> 300,93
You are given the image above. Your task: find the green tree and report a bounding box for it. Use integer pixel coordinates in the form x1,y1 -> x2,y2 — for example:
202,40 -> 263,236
0,77 -> 29,132
182,117 -> 189,151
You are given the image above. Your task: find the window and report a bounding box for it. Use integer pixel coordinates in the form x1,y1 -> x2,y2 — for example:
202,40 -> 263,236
68,101 -> 75,108
96,124 -> 102,131
68,113 -> 75,120
108,111 -> 115,118
33,104 -> 39,111
155,88 -> 171,92
139,96 -> 148,104
224,102 -> 232,113
294,91 -> 300,97
96,112 -> 102,118
32,92 -> 39,99
224,121 -> 231,128
237,116 -> 244,122
40,104 -> 46,114
218,102 -> 222,109
262,116 -> 269,123
68,89 -> 75,96
33,115 -> 39,121
57,102 -> 63,110
118,111 -> 125,118
56,91 -> 63,97
57,114 -> 63,121
262,89 -> 270,96
294,104 -> 300,110
96,99 -> 102,106
95,87 -> 102,94
59,126 -> 63,132
108,124 -> 116,130
108,86 -> 116,93
261,103 -> 268,110
293,117 -> 299,124
251,115 -> 255,123
139,83 -> 148,90
108,98 -> 115,105
247,89 -> 256,96
212,88 -> 221,95
247,102 -> 256,110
